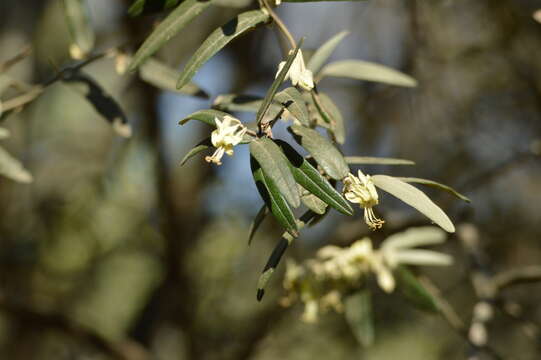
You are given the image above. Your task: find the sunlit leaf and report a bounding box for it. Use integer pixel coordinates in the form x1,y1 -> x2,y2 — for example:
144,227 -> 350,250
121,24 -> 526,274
0,145 -> 33,183
179,109 -> 228,126
257,39 -> 303,125
288,124 -> 349,180
346,156 -> 415,166
139,58 -> 208,98
396,266 -> 439,313
274,87 -> 310,127
180,137 -> 212,165
371,175 -> 455,233
320,60 -> 417,87
213,94 -> 262,112
177,10 -> 270,89
307,30 -> 349,74
248,204 -> 269,245
214,0 -> 252,7
397,177 -> 471,203
277,140 -> 353,215
251,156 -> 298,236
301,191 -> 327,214
344,290 -> 375,347
129,0 -> 213,71
62,0 -> 95,59
250,138 -> 300,208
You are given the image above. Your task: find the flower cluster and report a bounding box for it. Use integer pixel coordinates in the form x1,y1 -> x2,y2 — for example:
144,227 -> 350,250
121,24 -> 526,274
342,170 -> 384,230
205,115 -> 247,166
281,227 -> 452,323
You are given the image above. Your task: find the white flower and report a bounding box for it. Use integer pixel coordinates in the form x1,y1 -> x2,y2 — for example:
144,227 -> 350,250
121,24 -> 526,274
276,50 -> 314,91
205,115 -> 247,165
343,171 -> 384,230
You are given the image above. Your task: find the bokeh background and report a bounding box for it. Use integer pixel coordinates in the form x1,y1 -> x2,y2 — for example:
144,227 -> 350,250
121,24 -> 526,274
1,0 -> 541,359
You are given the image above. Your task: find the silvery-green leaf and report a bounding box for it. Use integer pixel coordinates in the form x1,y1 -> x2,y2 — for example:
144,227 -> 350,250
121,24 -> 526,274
128,0 -> 181,16
177,10 -> 270,89
139,58 -> 208,98
371,175 -> 455,233
382,226 -> 446,250
179,109 -> 229,126
213,94 -> 262,112
320,60 -> 417,87
251,156 -> 298,236
0,145 -> 33,183
129,0 -> 213,71
277,140 -> 353,215
393,250 -> 452,267
214,0 -> 252,7
396,266 -> 439,313
250,138 -> 300,208
288,124 -> 349,180
301,192 -> 327,215
397,177 -> 471,203
344,290 -> 375,347
62,0 -> 95,58
346,156 -> 415,166
274,87 -> 310,126
180,137 -> 212,165
313,92 -> 345,144
257,39 -> 303,125
257,211 -> 317,301
307,30 -> 349,74
248,204 -> 269,245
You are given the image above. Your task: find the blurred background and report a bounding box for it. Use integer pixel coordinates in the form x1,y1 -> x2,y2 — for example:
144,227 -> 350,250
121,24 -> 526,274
0,0 -> 541,359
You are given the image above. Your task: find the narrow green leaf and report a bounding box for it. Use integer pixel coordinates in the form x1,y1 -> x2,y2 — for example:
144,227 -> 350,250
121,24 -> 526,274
288,124 -> 349,180
250,138 -> 300,208
301,191 -> 327,215
320,60 -> 417,87
274,87 -> 310,127
214,0 -> 252,7
251,156 -> 298,236
396,266 -> 439,313
129,0 -> 213,71
371,175 -> 455,233
179,109 -> 229,126
397,177 -> 471,203
213,94 -> 262,112
62,0 -> 95,58
177,10 -> 270,89
276,140 -> 353,215
128,0 -> 181,16
180,137 -> 212,165
0,145 -> 33,183
307,30 -> 349,74
346,156 -> 415,166
257,38 -> 303,124
139,58 -> 208,98
256,211 -> 317,301
248,204 -> 269,245
344,290 -> 375,347
313,92 -> 345,144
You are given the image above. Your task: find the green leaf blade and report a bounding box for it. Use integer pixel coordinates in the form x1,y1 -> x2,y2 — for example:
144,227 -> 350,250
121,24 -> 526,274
179,109 -> 229,126
307,30 -> 349,74
344,290 -> 375,347
176,10 -> 270,89
396,266 -> 439,313
320,60 -> 417,87
396,177 -> 471,203
62,0 -> 95,58
180,137 -> 212,165
346,156 -> 415,166
274,87 -> 310,127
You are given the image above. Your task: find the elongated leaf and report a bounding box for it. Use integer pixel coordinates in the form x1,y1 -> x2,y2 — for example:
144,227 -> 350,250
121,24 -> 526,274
139,58 -> 208,98
179,109 -> 229,126
129,0 -> 213,71
344,290 -> 375,347
397,177 -> 471,203
313,92 -> 345,144
288,124 -> 349,180
346,156 -> 415,166
62,0 -> 95,59
274,87 -> 310,126
396,266 -> 439,313
214,0 -> 252,7
257,39 -> 303,124
277,140 -> 353,215
250,138 -> 300,208
307,30 -> 349,74
251,156 -> 298,236
371,175 -> 455,233
177,10 -> 270,89
213,94 -> 262,112
248,204 -> 269,245
0,145 -> 33,183
180,137 -> 212,165
301,192 -> 327,214
320,60 -> 417,87
257,211 -> 317,301
128,0 -> 181,16
62,72 -> 131,137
